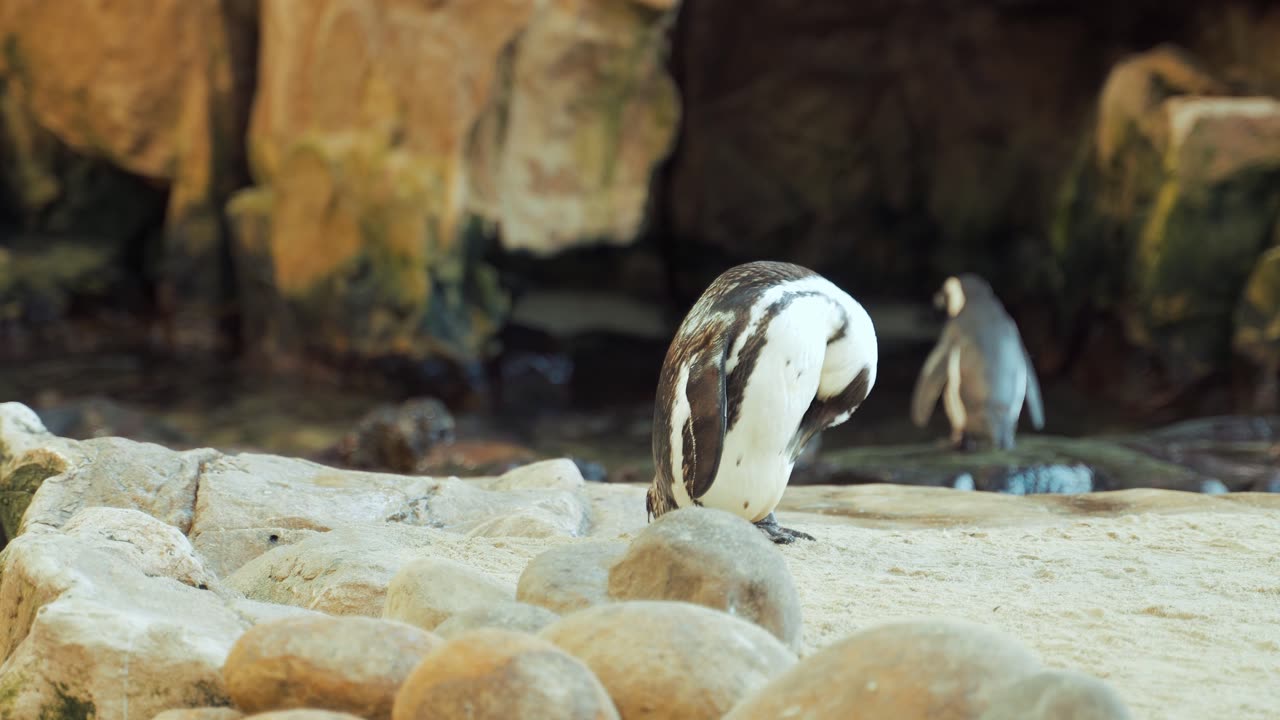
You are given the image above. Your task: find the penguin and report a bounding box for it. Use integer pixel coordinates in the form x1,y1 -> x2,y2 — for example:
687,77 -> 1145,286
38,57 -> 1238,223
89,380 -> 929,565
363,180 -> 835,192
647,260 -> 879,544
910,273 -> 1044,451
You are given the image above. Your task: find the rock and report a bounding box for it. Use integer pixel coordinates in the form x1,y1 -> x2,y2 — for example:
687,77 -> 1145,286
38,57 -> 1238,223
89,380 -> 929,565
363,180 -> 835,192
540,600 -> 797,720
0,402 -> 74,544
978,669 -> 1133,720
466,0 -> 679,255
1233,246 -> 1280,411
243,707 -> 366,712
391,628 -> 620,720
189,451 -> 590,577
433,601 -> 560,640
224,524 -> 531,616
0,507 -> 249,720
222,615 -> 442,720
517,540 -> 626,614
607,507 -> 803,651
331,398 -> 456,473
12,433 -> 220,541
1055,45 -> 1280,386
0,0 -> 256,345
153,709 -> 245,720
474,458 -> 587,492
35,395 -> 191,446
230,598 -> 329,626
417,439 -> 542,477
383,556 -> 515,632
820,435 -> 1217,493
721,619 -> 1042,720
59,506 -> 218,590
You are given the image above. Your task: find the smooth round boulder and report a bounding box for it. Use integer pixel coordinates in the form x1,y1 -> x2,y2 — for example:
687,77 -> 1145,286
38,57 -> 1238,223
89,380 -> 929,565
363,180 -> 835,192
540,600 -> 797,720
392,628 -> 619,720
978,669 -> 1133,720
222,615 -> 443,720
383,556 -> 513,631
433,601 -> 560,640
722,619 -> 1043,720
517,540 -> 626,614
607,506 -> 802,650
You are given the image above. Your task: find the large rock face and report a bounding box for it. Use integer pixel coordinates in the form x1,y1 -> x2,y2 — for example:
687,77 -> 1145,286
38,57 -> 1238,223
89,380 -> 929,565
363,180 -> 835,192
0,0 -> 255,346
228,0 -> 677,371
1053,45 -> 1280,389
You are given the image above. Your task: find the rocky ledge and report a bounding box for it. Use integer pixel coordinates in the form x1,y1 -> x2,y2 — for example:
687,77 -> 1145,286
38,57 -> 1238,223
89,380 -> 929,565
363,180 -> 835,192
1,401 -> 1277,720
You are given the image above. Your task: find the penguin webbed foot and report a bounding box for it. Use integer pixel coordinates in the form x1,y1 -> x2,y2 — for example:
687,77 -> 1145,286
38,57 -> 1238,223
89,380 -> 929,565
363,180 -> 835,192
754,513 -> 816,544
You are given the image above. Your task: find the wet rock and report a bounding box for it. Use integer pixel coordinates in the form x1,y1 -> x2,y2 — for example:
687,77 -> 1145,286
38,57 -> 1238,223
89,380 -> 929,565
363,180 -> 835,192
540,600 -> 797,720
332,398 -> 456,473
0,508 -> 249,720
607,507 -> 803,651
433,601 -> 560,640
517,540 -> 627,614
722,619 -> 1042,720
153,710 -> 245,720
1250,474 -> 1280,493
820,435 -> 1215,493
383,556 -> 514,632
222,615 -> 442,720
391,628 -> 620,720
979,669 -> 1133,720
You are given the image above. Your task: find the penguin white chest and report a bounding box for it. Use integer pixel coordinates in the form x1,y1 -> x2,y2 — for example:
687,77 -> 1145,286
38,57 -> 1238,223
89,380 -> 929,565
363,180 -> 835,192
699,297 -> 833,522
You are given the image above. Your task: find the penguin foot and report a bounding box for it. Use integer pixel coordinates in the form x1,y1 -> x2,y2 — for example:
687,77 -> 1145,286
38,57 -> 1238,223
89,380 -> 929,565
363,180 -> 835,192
754,513 -> 816,544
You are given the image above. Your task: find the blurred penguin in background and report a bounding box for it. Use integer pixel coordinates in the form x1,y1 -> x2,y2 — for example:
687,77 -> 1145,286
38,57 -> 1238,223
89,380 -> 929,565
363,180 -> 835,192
911,273 -> 1044,451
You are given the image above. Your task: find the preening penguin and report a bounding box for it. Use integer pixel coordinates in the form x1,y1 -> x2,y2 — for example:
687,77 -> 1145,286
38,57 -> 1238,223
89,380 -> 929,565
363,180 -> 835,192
647,261 -> 879,544
910,273 -> 1045,451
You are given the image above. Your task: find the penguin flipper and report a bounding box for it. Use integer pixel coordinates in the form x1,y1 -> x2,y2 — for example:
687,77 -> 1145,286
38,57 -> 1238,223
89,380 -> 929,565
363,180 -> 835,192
1022,345 -> 1046,430
910,330 -> 954,428
680,352 -> 728,503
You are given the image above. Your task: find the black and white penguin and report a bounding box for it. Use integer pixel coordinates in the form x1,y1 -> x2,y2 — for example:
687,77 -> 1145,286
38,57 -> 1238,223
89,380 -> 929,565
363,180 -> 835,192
910,273 -> 1045,451
647,261 -> 879,544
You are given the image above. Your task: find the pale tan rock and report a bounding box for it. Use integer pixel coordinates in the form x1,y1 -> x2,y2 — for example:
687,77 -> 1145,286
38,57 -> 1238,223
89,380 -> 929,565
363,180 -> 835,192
433,601 -> 560,640
0,512 -> 249,719
392,628 -> 619,720
60,506 -> 217,590
467,0 -> 679,255
517,540 -> 626,614
979,669 -> 1133,720
608,506 -> 804,651
222,614 -> 442,720
243,707 -> 366,712
383,556 -> 514,631
153,709 -> 244,720
9,430 -> 218,540
472,458 -> 586,492
541,600 -> 797,720
722,619 -> 1043,720
190,452 -> 590,577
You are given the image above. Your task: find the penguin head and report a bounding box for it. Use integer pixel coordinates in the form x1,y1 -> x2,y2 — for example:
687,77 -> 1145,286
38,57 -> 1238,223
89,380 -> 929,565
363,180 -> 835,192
934,273 -> 995,318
